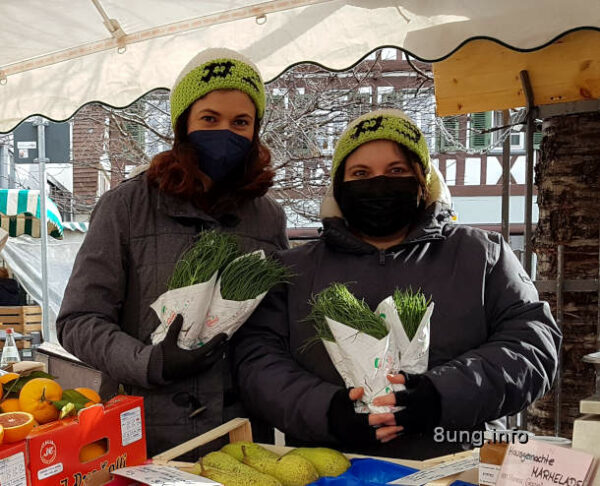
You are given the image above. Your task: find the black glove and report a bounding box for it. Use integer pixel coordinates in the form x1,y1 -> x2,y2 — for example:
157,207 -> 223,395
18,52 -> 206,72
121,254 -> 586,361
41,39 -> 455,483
328,388 -> 377,446
392,373 -> 441,434
153,314 -> 228,382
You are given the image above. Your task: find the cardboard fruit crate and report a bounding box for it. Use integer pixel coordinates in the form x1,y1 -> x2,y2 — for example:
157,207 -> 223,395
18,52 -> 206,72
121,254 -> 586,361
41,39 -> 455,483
26,395 -> 147,486
147,418 -> 478,486
0,440 -> 30,485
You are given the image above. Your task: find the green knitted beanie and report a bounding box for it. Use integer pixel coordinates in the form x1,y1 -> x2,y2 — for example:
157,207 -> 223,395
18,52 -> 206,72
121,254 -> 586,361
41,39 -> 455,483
170,48 -> 266,129
332,109 -> 431,181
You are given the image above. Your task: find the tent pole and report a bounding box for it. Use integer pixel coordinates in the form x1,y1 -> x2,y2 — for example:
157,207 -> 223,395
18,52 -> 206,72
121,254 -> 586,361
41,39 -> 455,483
520,70 -> 536,278
501,109 -> 511,243
33,118 -> 50,341
0,142 -> 7,189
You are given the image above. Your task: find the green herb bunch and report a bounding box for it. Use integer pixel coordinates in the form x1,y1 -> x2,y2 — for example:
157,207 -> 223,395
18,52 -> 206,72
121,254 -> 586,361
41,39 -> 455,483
308,283 -> 388,342
220,253 -> 292,301
393,287 -> 431,340
167,231 -> 241,290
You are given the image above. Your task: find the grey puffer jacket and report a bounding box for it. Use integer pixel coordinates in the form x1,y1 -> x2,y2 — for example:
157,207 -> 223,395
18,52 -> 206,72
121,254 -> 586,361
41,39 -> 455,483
232,204 -> 561,460
57,172 -> 288,457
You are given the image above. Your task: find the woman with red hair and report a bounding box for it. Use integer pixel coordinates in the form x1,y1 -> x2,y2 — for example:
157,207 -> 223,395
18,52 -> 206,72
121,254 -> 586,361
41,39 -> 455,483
57,48 -> 288,456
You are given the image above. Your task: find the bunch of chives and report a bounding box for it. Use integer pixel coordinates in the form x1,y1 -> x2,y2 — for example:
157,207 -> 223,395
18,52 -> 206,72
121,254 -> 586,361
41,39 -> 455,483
307,283 -> 388,341
220,253 -> 292,301
167,231 -> 241,290
392,287 -> 431,340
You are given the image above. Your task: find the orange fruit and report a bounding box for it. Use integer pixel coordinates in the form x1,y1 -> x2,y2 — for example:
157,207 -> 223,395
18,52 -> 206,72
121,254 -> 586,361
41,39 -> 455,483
1,398 -> 22,413
0,373 -> 20,402
0,411 -> 35,442
75,388 -> 101,404
19,378 -> 63,424
79,440 -> 107,462
0,424 -> 3,444
0,373 -> 20,385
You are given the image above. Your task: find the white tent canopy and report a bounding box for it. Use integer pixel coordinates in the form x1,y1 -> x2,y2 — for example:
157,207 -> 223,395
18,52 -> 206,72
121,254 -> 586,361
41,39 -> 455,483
1,0 -> 599,132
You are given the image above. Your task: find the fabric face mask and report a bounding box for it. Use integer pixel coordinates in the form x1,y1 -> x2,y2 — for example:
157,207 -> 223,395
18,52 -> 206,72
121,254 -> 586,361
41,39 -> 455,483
336,176 -> 421,237
188,129 -> 252,182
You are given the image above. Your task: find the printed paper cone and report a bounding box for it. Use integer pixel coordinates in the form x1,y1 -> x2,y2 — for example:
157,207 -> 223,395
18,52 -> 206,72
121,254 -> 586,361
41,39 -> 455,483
400,302 -> 433,374
321,338 -> 361,406
149,272 -> 218,349
183,285 -> 267,349
376,297 -> 410,355
325,317 -> 399,413
375,298 -> 433,394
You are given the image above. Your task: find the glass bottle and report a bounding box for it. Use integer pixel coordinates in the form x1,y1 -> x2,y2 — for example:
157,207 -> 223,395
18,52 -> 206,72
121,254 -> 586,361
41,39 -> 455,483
1,328 -> 21,368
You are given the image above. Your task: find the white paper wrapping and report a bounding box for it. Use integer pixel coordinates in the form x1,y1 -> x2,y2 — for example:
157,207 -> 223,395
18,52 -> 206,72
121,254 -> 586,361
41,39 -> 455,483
324,316 -> 400,414
149,272 -> 218,348
191,285 -> 267,347
375,298 -> 434,374
149,250 -> 270,349
321,298 -> 434,413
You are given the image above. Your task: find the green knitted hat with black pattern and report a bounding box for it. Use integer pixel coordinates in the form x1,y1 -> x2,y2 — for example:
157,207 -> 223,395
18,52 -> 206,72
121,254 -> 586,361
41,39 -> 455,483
332,109 -> 431,181
170,48 -> 266,129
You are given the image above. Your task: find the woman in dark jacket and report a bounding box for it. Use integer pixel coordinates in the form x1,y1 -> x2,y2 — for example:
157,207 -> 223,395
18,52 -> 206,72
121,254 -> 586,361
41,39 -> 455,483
233,109 -> 561,460
57,48 -> 288,456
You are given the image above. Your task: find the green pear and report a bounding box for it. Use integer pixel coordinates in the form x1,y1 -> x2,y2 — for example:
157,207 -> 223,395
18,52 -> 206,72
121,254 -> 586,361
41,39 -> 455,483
272,454 -> 320,486
202,451 -> 282,485
286,447 -> 351,476
197,465 -> 253,486
222,441 -> 279,461
241,450 -> 278,476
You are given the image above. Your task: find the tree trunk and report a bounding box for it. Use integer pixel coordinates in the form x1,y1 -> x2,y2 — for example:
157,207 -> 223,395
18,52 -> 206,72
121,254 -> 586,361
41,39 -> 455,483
528,112 -> 600,437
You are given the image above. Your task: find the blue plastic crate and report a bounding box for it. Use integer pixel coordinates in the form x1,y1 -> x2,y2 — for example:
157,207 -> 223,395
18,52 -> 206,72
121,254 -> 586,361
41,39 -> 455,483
308,458 -> 417,485
308,458 -> 478,486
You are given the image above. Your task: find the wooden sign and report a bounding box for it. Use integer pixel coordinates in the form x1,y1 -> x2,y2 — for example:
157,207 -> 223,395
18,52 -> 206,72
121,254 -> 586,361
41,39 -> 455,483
433,29 -> 600,116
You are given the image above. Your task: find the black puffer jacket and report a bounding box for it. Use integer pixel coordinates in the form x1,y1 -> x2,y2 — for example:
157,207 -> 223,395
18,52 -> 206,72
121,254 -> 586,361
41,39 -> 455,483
232,203 -> 561,459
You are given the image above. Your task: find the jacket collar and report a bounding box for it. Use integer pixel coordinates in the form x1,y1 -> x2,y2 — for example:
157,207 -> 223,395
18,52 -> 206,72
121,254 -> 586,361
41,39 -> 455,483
157,190 -> 217,222
157,189 -> 245,229
321,202 -> 450,255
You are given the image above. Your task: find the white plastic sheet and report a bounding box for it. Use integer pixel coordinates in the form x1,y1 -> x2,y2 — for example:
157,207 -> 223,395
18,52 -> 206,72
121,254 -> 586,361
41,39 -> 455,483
0,234 -> 84,343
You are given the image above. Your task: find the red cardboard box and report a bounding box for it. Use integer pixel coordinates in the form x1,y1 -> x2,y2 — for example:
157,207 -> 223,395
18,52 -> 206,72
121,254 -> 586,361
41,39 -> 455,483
0,440 -> 30,485
26,395 -> 146,486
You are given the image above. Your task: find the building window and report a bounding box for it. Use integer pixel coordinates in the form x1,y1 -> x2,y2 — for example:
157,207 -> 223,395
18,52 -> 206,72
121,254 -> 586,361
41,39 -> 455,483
436,117 -> 460,153
378,87 -> 403,106
381,48 -> 397,60
533,131 -> 542,150
469,111 -> 492,150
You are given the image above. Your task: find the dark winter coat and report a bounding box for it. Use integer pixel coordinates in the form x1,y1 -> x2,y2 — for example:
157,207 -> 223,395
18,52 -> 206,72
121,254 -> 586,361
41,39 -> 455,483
232,203 -> 561,460
57,172 -> 288,457
0,279 -> 22,306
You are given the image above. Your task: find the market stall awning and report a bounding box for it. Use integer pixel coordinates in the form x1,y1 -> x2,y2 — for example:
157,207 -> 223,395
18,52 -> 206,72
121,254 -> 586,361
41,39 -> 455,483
0,189 -> 63,239
1,0 -> 599,132
62,222 -> 89,233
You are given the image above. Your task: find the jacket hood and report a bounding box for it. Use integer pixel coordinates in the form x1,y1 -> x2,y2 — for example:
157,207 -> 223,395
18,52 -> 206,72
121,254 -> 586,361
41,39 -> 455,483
319,163 -> 451,220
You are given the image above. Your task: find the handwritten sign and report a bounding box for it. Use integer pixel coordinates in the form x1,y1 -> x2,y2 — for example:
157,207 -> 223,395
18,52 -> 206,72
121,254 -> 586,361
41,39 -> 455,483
496,439 -> 596,486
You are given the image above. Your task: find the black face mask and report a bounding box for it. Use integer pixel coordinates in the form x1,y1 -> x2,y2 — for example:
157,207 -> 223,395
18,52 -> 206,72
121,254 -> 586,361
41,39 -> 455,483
335,176 -> 421,237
